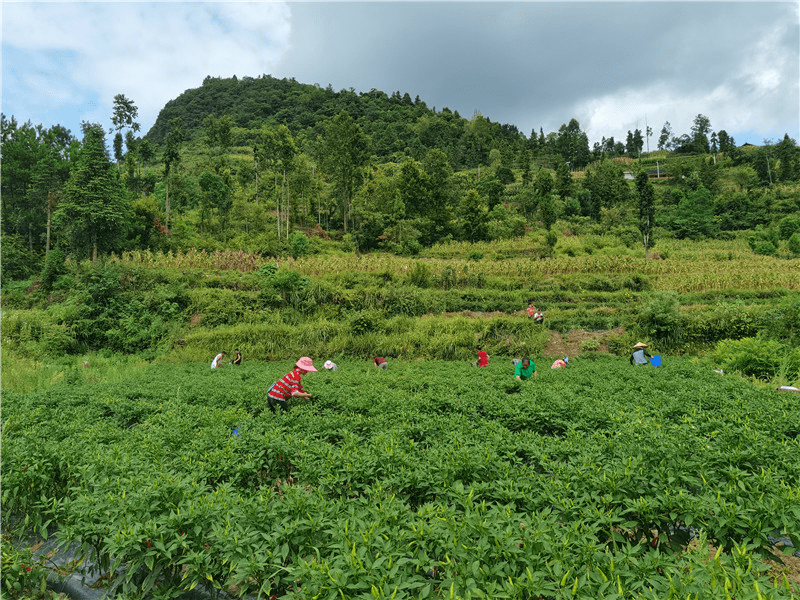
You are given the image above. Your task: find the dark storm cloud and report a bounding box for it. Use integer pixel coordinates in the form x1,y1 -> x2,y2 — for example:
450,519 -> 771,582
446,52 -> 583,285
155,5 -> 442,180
274,2 -> 799,145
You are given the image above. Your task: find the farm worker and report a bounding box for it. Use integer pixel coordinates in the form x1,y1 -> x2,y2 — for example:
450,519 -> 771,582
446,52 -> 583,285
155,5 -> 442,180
533,309 -> 544,325
231,349 -> 242,365
777,386 -> 799,393
526,304 -> 536,319
514,357 -> 537,380
211,351 -> 226,369
268,357 -> 317,413
472,346 -> 489,367
551,357 -> 569,369
323,360 -> 338,371
630,342 -> 653,366
373,357 -> 388,370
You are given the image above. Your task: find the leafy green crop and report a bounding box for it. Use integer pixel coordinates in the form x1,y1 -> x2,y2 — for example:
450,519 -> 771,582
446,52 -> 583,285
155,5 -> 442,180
2,357 -> 799,598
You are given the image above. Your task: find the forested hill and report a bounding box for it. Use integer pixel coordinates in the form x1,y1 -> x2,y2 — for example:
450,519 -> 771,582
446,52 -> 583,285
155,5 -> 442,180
145,74 -> 526,164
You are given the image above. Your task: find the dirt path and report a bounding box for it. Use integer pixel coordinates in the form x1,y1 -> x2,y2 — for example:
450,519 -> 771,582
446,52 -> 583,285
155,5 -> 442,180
543,327 -> 625,357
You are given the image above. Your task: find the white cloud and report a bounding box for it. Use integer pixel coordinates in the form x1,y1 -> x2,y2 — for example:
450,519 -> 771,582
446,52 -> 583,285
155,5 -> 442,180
3,1 -> 292,132
571,15 -> 799,147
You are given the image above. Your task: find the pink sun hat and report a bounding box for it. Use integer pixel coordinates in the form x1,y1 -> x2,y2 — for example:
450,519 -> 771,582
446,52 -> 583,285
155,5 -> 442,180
295,357 -> 317,372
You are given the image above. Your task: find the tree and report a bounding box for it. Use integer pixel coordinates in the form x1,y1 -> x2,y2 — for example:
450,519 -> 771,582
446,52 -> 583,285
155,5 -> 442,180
691,114 -> 711,154
555,118 -> 591,168
162,117 -> 184,229
554,161 -> 572,199
53,122 -> 127,260
317,110 -> 368,233
459,189 -> 487,242
635,170 -> 655,259
110,94 -> 140,171
111,94 -> 140,134
113,132 -> 124,169
774,134 -> 799,182
397,159 -> 429,219
421,148 -> 454,241
138,139 -> 154,176
202,113 -> 234,154
258,124 -> 297,238
198,171 -> 231,236
633,129 -> 644,156
532,168 -> 553,198
1,117 -> 75,255
717,130 -> 736,154
539,194 -> 557,231
671,186 -> 718,239
476,176 -> 504,211
626,130 -> 636,156
582,160 -> 630,212
658,122 -> 672,151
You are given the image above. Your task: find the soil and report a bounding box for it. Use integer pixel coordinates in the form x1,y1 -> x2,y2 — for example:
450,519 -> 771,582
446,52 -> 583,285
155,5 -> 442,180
693,540 -> 800,593
542,327 -> 625,357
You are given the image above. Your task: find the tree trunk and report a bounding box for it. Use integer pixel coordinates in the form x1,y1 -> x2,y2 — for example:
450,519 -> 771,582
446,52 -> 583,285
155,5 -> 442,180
165,176 -> 171,229
46,208 -> 51,255
275,173 -> 280,240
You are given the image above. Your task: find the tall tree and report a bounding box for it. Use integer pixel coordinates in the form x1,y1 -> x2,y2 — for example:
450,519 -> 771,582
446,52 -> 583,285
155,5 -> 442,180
582,159 -> 630,213
1,117 -> 75,254
555,118 -> 591,168
422,148 -> 454,241
318,110 -> 368,233
691,114 -> 711,154
459,189 -> 487,242
658,121 -> 672,151
54,122 -> 126,260
110,94 -> 140,171
258,124 -> 297,239
774,134 -> 799,182
162,117 -> 184,229
539,194 -> 557,231
138,139 -> 154,176
635,170 -> 655,259
554,161 -> 573,199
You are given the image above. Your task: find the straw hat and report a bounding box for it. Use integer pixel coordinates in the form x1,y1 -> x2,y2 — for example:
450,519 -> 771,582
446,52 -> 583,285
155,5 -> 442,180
632,342 -> 648,349
295,357 -> 317,371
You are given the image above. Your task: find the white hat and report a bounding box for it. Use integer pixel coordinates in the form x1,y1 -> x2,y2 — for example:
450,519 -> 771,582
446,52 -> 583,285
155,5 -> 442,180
323,360 -> 337,371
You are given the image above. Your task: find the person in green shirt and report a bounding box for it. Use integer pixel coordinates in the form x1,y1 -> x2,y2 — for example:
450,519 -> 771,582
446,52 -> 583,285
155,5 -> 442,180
514,357 -> 537,380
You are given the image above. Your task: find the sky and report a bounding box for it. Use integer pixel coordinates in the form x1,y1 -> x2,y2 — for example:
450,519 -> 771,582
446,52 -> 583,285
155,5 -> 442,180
2,1 -> 798,149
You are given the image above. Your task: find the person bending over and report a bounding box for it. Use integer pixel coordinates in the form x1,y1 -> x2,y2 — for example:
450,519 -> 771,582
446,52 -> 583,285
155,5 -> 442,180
514,357 -> 537,380
268,357 -> 316,412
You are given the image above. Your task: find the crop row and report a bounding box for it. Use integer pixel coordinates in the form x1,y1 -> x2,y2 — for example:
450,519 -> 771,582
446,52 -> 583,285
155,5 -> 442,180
2,357 -> 799,598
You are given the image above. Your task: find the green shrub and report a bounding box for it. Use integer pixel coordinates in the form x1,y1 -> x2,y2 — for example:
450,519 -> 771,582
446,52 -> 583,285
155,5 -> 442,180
789,232 -> 800,256
349,311 -> 385,336
713,336 -> 791,379
408,262 -> 431,288
752,240 -> 777,256
605,330 -> 641,356
637,292 -> 686,350
778,214 -> 800,240
0,234 -> 42,283
40,248 -> 67,292
580,338 -> 601,353
289,231 -> 309,258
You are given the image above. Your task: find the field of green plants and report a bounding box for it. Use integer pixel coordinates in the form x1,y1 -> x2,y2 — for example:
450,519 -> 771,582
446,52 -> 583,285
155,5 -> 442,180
3,357 -> 799,599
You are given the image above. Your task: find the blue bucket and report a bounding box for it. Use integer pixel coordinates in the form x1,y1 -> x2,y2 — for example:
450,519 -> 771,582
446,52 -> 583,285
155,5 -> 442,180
650,355 -> 662,367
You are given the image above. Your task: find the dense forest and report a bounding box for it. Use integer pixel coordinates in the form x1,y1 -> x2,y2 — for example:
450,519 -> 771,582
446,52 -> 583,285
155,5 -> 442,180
3,74 -> 800,281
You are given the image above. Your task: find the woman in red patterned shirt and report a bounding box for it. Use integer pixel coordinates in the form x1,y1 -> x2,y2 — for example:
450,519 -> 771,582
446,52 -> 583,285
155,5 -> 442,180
268,357 -> 317,412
